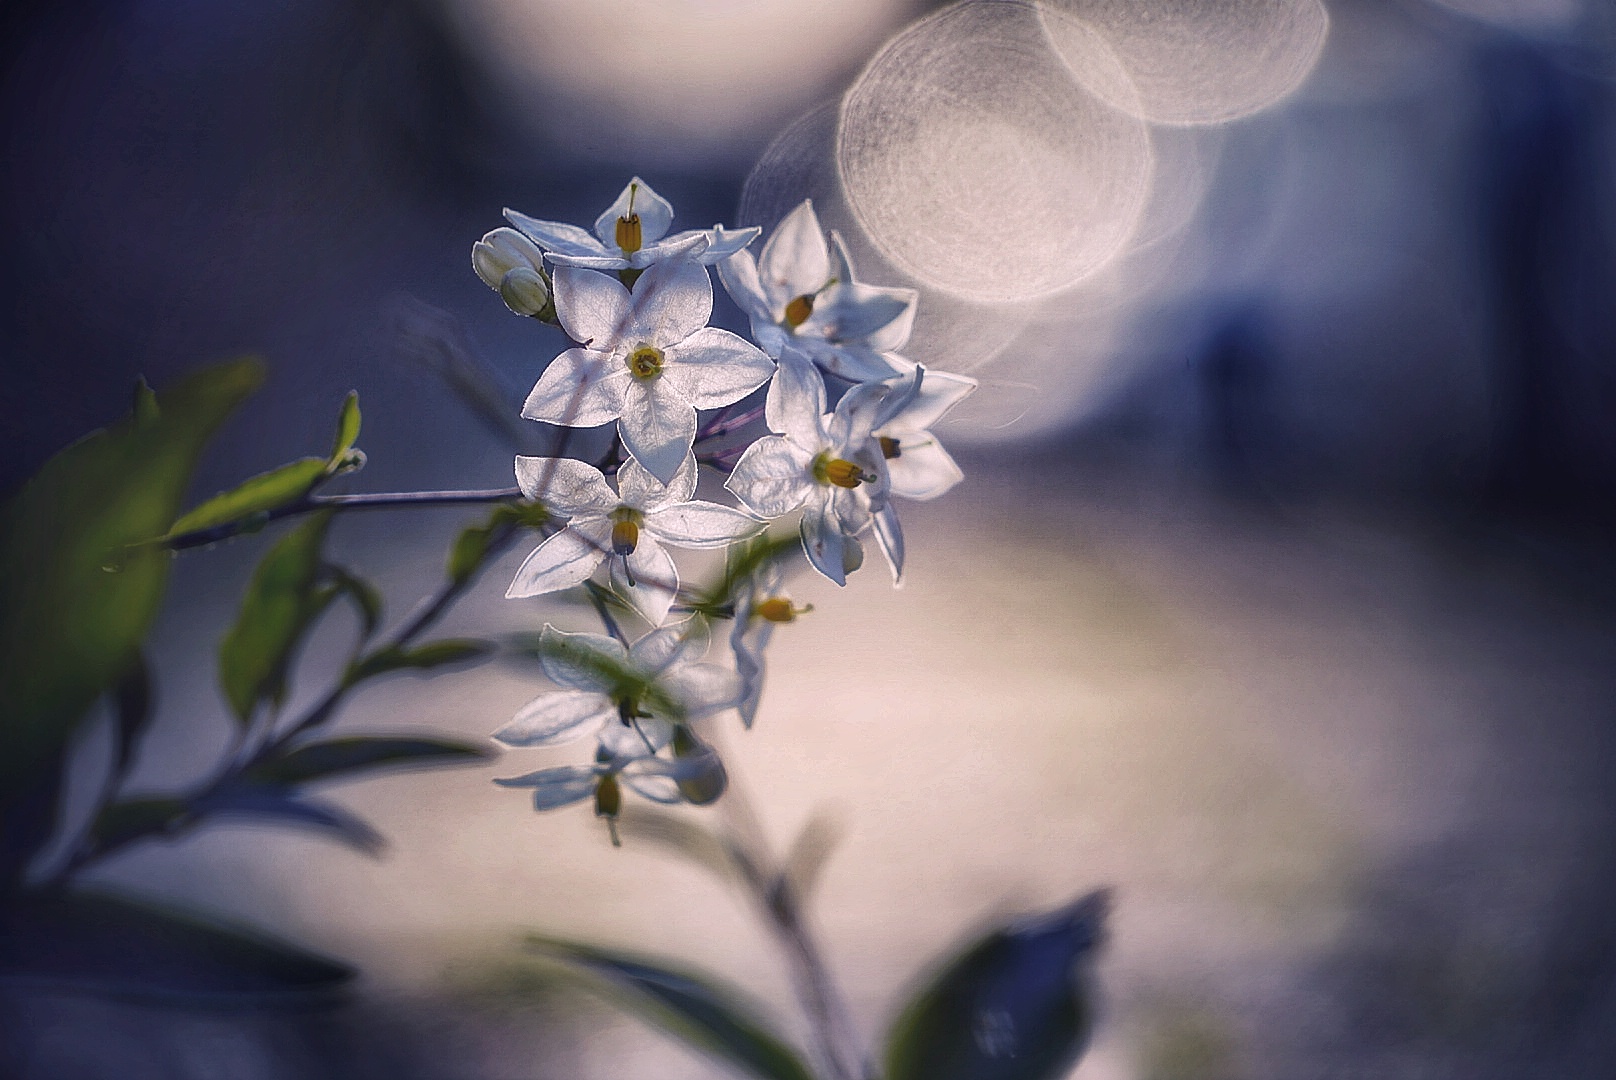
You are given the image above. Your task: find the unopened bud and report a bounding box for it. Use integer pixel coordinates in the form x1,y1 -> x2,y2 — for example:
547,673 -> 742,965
671,727 -> 728,806
499,267 -> 551,317
473,228 -> 551,317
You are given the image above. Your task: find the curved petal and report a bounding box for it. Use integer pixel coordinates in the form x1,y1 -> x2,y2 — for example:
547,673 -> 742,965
645,501 -> 764,549
716,249 -> 775,328
725,436 -> 815,519
620,769 -> 683,805
552,266 -> 630,348
660,662 -> 743,719
829,378 -> 888,451
802,280 -> 917,347
494,690 -> 615,748
662,328 -> 775,410
594,176 -> 675,249
542,252 -> 630,271
805,343 -> 911,383
495,765 -> 602,811
881,368 -> 978,433
800,503 -> 847,587
730,615 -> 773,729
506,524 -> 610,599
521,348 -> 629,427
619,451 -> 697,511
693,224 -> 761,263
513,456 -> 616,513
872,501 -> 905,585
613,537 -> 678,627
599,716 -> 673,757
538,622 -> 629,691
622,257 -> 713,349
619,379 -> 698,487
886,436 -> 965,500
758,200 -> 829,308
766,348 -> 828,447
627,232 -> 709,269
504,210 -> 608,259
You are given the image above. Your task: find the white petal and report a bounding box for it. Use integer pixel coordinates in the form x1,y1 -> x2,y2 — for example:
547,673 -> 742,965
730,615 -> 773,729
645,502 -> 764,549
620,769 -> 683,805
513,456 -> 616,513
881,368 -> 978,433
803,280 -> 916,347
599,716 -> 673,757
552,266 -> 631,348
629,618 -> 709,675
505,524 -> 609,599
829,378 -> 888,451
473,227 -> 545,288
873,501 -> 905,585
504,210 -> 608,259
626,232 -> 709,269
800,503 -> 847,586
758,200 -> 830,309
695,224 -> 761,262
621,258 -> 713,349
620,379 -> 698,487
660,662 -> 743,718
716,248 -> 776,329
521,348 -> 629,427
618,452 -> 697,510
725,436 -> 815,519
613,537 -> 678,627
765,348 -> 828,447
886,436 -> 965,501
662,328 -> 775,410
542,252 -> 630,271
538,622 -> 629,692
593,176 -> 675,249
495,765 -> 602,810
494,690 -> 614,747
804,343 -> 911,383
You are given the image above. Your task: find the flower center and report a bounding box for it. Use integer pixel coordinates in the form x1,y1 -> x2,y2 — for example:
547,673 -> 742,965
878,436 -> 902,460
626,345 -> 664,381
609,506 -> 642,556
783,294 -> 814,328
812,453 -> 867,489
615,213 -> 642,255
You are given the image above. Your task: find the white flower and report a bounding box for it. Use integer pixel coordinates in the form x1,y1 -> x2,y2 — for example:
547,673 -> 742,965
718,200 -> 917,382
506,453 -> 762,625
728,558 -> 810,729
521,258 -> 776,485
472,227 -> 552,317
724,349 -> 889,585
493,621 -> 741,753
505,176 -> 760,271
863,365 -> 977,584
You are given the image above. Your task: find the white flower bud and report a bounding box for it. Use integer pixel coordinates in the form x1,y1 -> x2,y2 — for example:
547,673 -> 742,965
473,228 -> 551,315
499,267 -> 551,317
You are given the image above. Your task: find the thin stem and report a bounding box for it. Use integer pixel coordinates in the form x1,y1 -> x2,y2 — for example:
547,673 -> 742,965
164,486 -> 523,550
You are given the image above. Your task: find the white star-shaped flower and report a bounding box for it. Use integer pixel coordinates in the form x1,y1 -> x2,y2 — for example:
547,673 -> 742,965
507,453 -> 762,625
505,176 -> 760,271
724,348 -> 889,585
718,200 -> 918,383
521,258 -> 776,485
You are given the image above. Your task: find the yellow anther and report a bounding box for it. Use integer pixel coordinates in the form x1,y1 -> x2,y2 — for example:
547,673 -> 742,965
611,518 -> 640,557
879,436 -> 902,460
626,345 -> 664,380
783,294 -> 814,328
595,773 -> 622,818
814,455 -> 865,489
616,213 -> 642,254
756,597 -> 799,623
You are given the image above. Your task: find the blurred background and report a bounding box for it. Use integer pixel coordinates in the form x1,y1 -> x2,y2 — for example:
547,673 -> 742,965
4,0 -> 1616,1076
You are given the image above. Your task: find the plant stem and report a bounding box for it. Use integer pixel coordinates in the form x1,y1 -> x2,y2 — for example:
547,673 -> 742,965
164,486 -> 523,550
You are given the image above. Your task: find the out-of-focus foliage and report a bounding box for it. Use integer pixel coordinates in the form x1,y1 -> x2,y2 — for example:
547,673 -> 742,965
0,359 -> 262,797
524,936 -> 816,1080
884,890 -> 1110,1080
242,736 -> 490,786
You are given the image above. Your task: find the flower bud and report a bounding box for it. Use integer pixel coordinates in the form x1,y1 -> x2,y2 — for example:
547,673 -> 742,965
473,228 -> 551,316
499,268 -> 551,317
671,727 -> 727,806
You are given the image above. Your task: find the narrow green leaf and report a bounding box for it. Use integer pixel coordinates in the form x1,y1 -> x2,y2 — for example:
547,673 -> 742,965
325,564 -> 383,639
0,889 -> 353,1002
884,890 -> 1110,1080
329,391 -> 361,461
193,786 -> 384,854
217,512 -> 335,723
243,736 -> 490,787
88,797 -> 192,854
347,638 -> 493,684
446,502 -> 540,586
0,358 -> 263,795
525,937 -> 815,1080
167,457 -> 327,539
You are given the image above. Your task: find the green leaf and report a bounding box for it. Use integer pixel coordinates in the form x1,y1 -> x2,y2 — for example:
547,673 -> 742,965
217,512 -> 336,723
87,797 -> 192,854
110,653 -> 155,780
329,391 -> 361,461
446,502 -> 542,586
191,787 -> 384,853
325,564 -> 383,640
167,457 -> 327,539
525,937 -> 815,1080
884,890 -> 1111,1080
346,639 -> 493,684
0,889 -> 353,1003
0,359 -> 263,796
244,736 -> 490,787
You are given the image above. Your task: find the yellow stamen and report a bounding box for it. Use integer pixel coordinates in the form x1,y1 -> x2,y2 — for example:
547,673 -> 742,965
626,345 -> 664,381
783,294 -> 814,328
814,454 -> 866,489
616,213 -> 642,254
756,597 -> 799,623
611,518 -> 640,557
879,436 -> 901,460
595,773 -> 622,818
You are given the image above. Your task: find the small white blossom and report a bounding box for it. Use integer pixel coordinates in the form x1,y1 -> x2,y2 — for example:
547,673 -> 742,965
507,454 -> 762,625
506,176 -> 760,271
718,200 -> 917,382
725,349 -> 889,585
728,559 -> 809,729
521,258 -> 776,485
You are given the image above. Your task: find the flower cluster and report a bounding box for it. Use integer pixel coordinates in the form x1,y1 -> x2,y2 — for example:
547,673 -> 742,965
475,177 -> 976,836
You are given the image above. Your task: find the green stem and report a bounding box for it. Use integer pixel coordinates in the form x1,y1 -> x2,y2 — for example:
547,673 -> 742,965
164,486 -> 523,550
